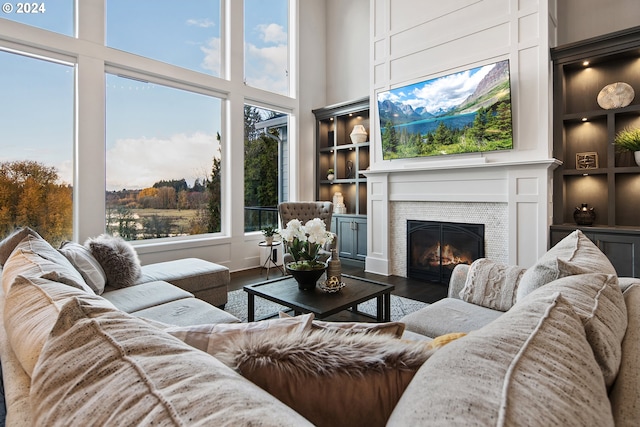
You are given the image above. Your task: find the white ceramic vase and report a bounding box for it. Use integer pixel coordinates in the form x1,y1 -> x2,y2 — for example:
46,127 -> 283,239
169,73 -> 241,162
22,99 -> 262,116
350,125 -> 367,143
635,151 -> 640,167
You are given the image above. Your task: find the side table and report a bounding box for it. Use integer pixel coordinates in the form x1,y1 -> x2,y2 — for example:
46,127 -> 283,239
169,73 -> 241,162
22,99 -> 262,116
259,240 -> 285,279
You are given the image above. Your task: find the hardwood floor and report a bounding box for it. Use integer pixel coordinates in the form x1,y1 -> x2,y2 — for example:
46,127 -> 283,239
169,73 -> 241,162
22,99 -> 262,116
229,260 -> 449,304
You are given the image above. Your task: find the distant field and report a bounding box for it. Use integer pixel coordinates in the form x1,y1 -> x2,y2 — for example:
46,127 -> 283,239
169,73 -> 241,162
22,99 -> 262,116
131,208 -> 199,230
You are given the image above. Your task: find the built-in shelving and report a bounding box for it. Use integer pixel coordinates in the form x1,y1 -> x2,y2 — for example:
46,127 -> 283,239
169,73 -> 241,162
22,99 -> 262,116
551,26 -> 640,277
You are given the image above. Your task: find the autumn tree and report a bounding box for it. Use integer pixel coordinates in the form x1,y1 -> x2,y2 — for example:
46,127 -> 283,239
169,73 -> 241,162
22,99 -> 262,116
0,160 -> 72,245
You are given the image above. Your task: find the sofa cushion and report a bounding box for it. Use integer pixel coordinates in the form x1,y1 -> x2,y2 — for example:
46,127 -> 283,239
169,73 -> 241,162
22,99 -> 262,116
211,328 -> 435,427
387,292 -> 613,427
130,297 -> 241,326
459,258 -> 526,311
101,280 -> 193,313
3,275 -> 116,377
165,313 -> 314,353
2,235 -> 92,294
85,233 -> 141,288
516,230 -> 616,301
30,297 -> 314,426
522,273 -> 626,388
609,284 -> 640,426
58,241 -> 107,294
400,297 -> 502,338
0,227 -> 40,266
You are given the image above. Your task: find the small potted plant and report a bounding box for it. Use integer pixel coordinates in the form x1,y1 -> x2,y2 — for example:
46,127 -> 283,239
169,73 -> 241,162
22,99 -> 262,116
262,226 -> 279,245
614,127 -> 640,166
326,168 -> 335,180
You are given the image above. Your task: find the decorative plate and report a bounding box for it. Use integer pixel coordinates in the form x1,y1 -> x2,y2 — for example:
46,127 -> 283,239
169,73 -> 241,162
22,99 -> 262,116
597,82 -> 635,109
318,278 -> 346,293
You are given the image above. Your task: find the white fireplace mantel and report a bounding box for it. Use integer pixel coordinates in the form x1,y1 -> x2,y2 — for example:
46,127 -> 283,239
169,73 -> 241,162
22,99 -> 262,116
363,158 -> 561,276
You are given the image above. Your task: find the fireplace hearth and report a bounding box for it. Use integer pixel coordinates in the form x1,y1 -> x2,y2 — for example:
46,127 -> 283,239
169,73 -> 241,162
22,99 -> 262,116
407,220 -> 484,283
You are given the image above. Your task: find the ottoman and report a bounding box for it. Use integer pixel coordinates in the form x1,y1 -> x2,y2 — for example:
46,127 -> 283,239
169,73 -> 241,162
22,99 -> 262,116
138,258 -> 230,308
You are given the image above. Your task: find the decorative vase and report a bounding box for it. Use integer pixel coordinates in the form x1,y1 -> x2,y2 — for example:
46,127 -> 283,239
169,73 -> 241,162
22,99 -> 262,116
635,151 -> 640,167
327,173 -> 335,180
326,248 -> 342,283
574,203 -> 596,226
286,262 -> 327,290
350,125 -> 367,144
265,236 -> 274,245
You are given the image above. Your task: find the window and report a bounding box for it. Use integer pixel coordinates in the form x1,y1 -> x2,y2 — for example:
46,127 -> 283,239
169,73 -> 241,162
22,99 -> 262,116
0,1 -> 74,36
244,104 -> 289,232
106,0 -> 222,77
105,74 -> 223,240
244,0 -> 289,95
0,50 -> 74,245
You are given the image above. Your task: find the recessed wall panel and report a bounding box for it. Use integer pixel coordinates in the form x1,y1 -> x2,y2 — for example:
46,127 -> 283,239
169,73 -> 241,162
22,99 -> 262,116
516,46 -> 542,152
519,12 -> 539,43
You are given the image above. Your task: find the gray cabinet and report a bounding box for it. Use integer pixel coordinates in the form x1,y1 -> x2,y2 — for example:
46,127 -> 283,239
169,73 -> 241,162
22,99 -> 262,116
333,215 -> 367,262
550,226 -> 640,278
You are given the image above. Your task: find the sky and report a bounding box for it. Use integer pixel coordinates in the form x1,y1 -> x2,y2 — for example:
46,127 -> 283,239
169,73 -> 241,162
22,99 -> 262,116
377,62 -> 496,115
0,0 -> 288,191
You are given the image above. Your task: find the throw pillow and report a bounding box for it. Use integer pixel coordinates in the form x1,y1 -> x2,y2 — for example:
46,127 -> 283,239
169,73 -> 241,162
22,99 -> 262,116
2,235 -> 92,294
58,241 -> 107,294
459,258 -> 526,311
516,230 -> 617,301
30,297 -> 314,427
278,311 -> 406,337
609,284 -> 640,426
164,313 -> 315,353
387,292 -> 614,426
0,226 -> 41,266
3,275 -> 116,377
522,273 -> 627,388
211,329 -> 435,427
85,233 -> 141,288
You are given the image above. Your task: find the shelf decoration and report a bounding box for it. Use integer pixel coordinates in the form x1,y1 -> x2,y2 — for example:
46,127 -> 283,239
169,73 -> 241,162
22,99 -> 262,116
614,127 -> 640,166
574,203 -> 595,226
350,125 -> 367,143
597,82 -> 635,110
576,152 -> 599,169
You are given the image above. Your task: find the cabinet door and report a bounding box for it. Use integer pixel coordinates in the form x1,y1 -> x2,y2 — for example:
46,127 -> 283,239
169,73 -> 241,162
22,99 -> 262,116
353,217 -> 367,261
592,233 -> 640,278
336,218 -> 355,259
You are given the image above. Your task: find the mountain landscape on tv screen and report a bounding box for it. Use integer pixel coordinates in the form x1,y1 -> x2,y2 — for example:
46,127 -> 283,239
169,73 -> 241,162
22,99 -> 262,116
378,59 -> 513,160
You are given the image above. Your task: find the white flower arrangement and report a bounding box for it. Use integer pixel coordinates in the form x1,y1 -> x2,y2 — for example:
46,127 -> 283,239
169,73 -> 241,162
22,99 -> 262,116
279,218 -> 334,269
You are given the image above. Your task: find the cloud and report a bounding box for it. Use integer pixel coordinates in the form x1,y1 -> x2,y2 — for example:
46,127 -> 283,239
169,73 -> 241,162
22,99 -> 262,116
200,37 -> 221,75
106,132 -> 221,191
244,42 -> 288,95
410,64 -> 493,113
187,18 -> 216,28
257,23 -> 287,44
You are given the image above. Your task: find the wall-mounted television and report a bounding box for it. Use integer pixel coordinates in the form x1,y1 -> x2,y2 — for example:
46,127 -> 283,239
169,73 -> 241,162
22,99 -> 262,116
377,59 -> 513,160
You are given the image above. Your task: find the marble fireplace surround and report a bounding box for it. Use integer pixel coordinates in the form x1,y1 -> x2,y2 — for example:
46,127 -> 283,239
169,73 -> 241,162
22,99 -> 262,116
364,158 -> 560,277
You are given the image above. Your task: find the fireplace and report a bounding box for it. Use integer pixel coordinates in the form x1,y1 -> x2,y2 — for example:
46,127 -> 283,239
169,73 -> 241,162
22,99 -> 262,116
407,220 -> 485,283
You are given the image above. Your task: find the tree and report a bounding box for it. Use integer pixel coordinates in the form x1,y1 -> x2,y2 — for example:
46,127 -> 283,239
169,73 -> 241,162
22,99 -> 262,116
0,160 -> 72,245
207,132 -> 222,233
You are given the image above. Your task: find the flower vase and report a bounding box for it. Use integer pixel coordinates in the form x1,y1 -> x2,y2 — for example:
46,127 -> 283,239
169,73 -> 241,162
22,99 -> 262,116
265,236 -> 274,245
286,262 -> 327,290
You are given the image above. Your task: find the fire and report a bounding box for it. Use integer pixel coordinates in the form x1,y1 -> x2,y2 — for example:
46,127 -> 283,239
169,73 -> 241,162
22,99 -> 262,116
414,241 -> 473,268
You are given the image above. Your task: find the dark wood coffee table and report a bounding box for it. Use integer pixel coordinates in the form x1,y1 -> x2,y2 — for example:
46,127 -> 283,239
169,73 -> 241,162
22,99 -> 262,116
244,274 -> 395,322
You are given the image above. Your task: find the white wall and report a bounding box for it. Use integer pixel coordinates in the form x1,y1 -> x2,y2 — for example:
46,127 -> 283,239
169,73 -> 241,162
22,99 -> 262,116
325,0 -> 370,105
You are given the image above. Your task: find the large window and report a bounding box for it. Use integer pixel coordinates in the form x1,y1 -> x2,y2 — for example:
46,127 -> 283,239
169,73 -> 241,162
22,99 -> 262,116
0,1 -> 74,36
244,105 -> 288,232
0,50 -> 74,245
244,0 -> 289,95
106,74 -> 223,240
106,0 -> 222,77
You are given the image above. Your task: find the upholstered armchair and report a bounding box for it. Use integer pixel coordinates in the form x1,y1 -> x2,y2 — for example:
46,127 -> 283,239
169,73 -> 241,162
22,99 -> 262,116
278,201 -> 336,265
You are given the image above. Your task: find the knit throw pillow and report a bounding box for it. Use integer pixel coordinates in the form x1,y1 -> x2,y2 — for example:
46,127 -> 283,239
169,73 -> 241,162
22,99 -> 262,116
85,234 -> 141,288
459,258 -> 526,311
